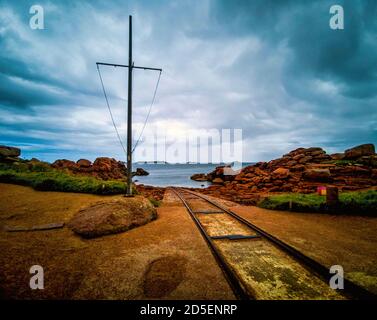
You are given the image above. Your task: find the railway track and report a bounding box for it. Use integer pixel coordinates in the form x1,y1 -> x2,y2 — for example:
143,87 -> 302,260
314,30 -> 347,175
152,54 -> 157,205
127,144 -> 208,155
171,187 -> 376,300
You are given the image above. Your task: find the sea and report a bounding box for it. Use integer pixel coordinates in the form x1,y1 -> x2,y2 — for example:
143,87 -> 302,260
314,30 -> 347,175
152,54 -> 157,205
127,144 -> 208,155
133,163 -> 254,188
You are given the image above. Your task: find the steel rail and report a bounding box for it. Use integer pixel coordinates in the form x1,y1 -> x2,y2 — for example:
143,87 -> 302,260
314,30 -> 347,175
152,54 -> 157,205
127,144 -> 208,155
171,188 -> 250,300
178,188 -> 377,300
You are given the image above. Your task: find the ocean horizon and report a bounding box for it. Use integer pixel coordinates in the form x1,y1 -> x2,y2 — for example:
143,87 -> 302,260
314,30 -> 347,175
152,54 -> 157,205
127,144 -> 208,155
134,162 -> 255,188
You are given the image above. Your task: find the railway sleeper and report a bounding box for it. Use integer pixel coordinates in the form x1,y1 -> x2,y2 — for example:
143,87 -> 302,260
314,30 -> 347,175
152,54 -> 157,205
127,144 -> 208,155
211,234 -> 261,240
193,210 -> 225,214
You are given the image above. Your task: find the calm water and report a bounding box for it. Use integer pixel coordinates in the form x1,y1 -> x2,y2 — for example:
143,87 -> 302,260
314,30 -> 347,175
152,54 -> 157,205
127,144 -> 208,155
133,163 -> 253,188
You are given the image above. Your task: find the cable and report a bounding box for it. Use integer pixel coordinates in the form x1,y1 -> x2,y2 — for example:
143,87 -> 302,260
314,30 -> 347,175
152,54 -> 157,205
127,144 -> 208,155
96,64 -> 127,157
131,70 -> 162,153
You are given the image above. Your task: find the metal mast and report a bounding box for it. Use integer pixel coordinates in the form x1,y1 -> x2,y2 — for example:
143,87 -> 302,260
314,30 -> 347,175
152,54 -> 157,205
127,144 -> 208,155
96,15 -> 162,196
126,15 -> 133,196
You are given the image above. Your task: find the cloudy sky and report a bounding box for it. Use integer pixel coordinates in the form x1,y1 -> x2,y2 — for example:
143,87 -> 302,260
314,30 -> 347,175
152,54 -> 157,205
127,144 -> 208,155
0,0 -> 376,163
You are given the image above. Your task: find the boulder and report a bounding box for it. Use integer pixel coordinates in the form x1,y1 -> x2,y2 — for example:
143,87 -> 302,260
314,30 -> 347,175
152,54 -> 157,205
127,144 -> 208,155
52,159 -> 77,169
292,154 -> 305,161
0,145 -> 21,158
305,147 -> 323,153
331,153 -> 345,160
250,186 -> 258,192
272,167 -> 290,178
333,165 -> 370,176
303,168 -> 331,181
68,196 -> 157,238
93,157 -> 116,171
358,155 -> 377,168
298,156 -> 313,164
51,156 -> 127,180
285,160 -> 297,167
77,159 -> 92,167
92,157 -> 127,179
290,164 -> 305,172
223,166 -> 239,176
212,178 -> 224,184
206,165 -> 236,182
136,184 -> 166,202
309,150 -> 325,157
344,144 -> 375,160
133,167 -> 149,176
255,168 -> 268,176
190,173 -> 207,181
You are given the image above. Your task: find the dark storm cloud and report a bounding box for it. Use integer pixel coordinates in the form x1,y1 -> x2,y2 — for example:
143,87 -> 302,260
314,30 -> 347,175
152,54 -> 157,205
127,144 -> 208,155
0,0 -> 376,161
212,0 -> 377,99
206,0 -> 377,158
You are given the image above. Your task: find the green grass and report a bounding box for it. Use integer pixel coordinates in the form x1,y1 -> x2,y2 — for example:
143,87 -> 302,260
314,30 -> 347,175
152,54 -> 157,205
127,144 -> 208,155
149,198 -> 162,207
0,162 -> 131,195
258,190 -> 377,216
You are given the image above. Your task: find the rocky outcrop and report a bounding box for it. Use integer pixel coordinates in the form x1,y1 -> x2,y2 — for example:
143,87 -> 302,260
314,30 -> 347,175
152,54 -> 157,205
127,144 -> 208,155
206,165 -> 239,183
190,173 -> 207,181
0,145 -> 21,162
52,157 -> 127,180
212,177 -> 224,184
344,144 -> 375,160
0,145 -> 21,158
272,167 -> 290,178
133,168 -> 149,176
330,153 -> 345,160
136,184 -> 165,202
358,155 -> 377,167
77,159 -> 92,167
52,159 -> 77,169
303,168 -> 331,181
194,144 -> 377,204
0,145 -> 128,181
68,196 -> 157,238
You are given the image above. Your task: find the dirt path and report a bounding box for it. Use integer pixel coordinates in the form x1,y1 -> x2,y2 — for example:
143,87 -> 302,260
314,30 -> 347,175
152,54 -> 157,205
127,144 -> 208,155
2,182 -> 375,299
0,183 -> 234,299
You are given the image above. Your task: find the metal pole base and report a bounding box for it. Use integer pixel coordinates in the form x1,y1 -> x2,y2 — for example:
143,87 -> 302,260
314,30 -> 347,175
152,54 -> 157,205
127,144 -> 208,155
123,194 -> 135,198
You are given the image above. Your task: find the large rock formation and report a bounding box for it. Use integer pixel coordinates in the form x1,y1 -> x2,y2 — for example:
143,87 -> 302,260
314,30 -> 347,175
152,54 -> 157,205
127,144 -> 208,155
52,157 -> 127,180
205,165 -> 239,182
0,145 -> 21,162
133,167 -> 149,176
195,144 -> 377,204
190,173 -> 208,181
302,168 -> 331,181
136,184 -> 165,202
68,196 -> 157,238
77,159 -> 92,168
52,159 -> 76,169
344,144 -> 375,160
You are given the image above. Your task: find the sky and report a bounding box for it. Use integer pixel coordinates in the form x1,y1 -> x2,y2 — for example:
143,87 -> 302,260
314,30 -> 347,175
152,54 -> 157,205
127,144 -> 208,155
0,0 -> 376,163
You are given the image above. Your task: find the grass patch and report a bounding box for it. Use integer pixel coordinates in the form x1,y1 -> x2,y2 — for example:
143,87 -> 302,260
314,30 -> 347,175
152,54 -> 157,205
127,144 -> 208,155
258,190 -> 377,216
149,198 -> 162,207
0,162 -> 132,195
